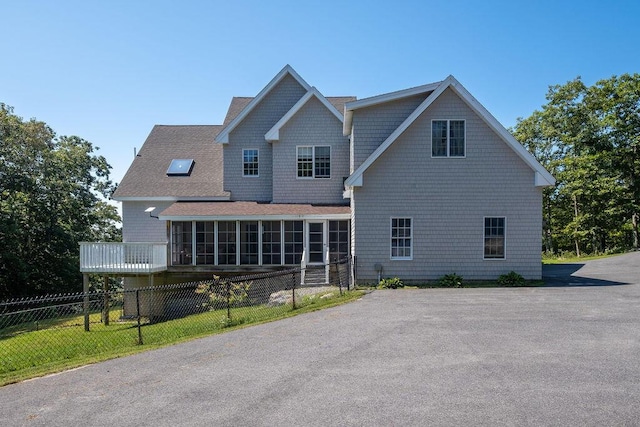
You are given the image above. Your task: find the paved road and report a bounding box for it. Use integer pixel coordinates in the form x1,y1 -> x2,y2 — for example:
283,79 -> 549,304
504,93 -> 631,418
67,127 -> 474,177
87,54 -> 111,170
2,253 -> 639,426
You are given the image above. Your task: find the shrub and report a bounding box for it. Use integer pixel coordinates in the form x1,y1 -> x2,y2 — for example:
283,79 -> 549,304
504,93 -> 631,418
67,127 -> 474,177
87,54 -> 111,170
438,273 -> 463,288
377,277 -> 404,289
497,271 -> 525,287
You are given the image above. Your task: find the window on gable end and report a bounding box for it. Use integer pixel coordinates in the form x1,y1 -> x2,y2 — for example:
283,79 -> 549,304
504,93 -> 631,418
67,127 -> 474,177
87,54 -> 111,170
431,120 -> 465,157
484,217 -> 505,259
390,217 -> 412,260
243,149 -> 259,177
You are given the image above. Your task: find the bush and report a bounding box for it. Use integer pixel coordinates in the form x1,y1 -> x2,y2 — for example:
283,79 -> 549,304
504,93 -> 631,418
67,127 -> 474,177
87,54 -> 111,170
497,271 -> 525,287
377,277 -> 404,289
438,273 -> 463,288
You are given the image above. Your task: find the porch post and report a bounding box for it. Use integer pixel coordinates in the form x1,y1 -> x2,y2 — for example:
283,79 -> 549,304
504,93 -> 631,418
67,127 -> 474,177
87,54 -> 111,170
83,273 -> 90,332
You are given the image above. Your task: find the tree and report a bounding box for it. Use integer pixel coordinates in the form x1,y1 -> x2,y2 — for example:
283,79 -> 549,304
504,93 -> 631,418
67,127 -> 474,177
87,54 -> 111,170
0,104 -> 120,299
512,74 -> 640,255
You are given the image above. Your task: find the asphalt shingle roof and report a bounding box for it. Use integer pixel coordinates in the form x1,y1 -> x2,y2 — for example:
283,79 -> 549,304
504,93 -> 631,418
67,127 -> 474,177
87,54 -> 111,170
112,125 -> 229,199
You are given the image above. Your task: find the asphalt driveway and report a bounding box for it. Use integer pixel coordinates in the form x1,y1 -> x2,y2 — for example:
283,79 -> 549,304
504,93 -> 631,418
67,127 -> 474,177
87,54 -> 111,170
2,252 -> 639,426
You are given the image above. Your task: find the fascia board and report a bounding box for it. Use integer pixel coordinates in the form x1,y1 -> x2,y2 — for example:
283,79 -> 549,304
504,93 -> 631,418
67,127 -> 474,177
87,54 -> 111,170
158,213 -> 352,221
265,88 -> 343,142
215,65 -> 312,144
113,196 -> 231,202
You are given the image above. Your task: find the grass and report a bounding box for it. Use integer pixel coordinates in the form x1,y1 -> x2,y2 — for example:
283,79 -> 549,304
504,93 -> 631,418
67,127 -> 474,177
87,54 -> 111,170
541,252 -> 623,264
0,290 -> 364,386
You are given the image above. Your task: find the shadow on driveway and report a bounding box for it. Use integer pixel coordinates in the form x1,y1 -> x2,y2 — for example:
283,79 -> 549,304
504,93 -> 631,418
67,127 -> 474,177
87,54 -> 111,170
542,262 -> 629,287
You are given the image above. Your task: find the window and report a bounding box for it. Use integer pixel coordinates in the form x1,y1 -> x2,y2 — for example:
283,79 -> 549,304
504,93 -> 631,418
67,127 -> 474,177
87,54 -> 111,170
329,220 -> 349,262
262,221 -> 282,265
240,221 -> 258,264
432,120 -> 465,157
217,221 -> 236,265
297,146 -> 330,179
484,217 -> 505,259
196,222 -> 214,265
171,222 -> 192,265
284,220 -> 304,264
391,218 -> 412,260
243,149 -> 259,177
167,159 -> 194,176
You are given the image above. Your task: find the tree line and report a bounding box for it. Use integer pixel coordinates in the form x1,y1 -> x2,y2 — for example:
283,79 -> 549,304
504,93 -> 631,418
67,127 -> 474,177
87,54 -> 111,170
0,104 -> 120,299
512,73 -> 640,256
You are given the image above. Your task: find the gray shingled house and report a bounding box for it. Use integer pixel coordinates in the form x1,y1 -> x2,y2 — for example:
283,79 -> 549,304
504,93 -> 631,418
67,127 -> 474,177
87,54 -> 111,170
80,65 -> 554,292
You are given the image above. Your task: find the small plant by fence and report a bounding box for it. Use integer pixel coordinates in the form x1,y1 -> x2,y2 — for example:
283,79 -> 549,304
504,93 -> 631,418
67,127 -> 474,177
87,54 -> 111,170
0,258 -> 352,384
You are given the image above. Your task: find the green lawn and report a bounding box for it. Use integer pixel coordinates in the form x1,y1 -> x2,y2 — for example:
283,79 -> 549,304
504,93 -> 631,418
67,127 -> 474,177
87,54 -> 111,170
0,290 -> 364,386
541,252 -> 623,264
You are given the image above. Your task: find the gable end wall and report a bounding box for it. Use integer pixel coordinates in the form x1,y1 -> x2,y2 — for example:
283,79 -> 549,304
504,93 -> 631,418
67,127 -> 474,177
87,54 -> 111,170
224,74 -> 307,201
352,88 -> 543,281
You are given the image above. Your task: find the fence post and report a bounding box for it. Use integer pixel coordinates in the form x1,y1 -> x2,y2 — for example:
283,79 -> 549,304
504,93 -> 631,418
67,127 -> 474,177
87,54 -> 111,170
102,275 -> 110,326
335,259 -> 343,295
291,271 -> 296,309
226,279 -> 231,322
83,273 -> 90,332
136,289 -> 143,345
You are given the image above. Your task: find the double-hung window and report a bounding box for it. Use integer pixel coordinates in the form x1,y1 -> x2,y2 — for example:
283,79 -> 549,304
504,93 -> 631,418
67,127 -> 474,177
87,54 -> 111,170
432,120 -> 465,157
391,218 -> 412,260
243,149 -> 259,177
297,146 -> 330,179
484,217 -> 505,259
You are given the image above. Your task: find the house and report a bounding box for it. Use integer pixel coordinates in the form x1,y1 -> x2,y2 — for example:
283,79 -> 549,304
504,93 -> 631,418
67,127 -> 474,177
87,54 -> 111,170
80,64 -> 554,292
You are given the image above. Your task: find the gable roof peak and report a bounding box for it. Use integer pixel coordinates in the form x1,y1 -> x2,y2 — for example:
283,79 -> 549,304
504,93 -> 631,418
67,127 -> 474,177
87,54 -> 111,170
265,87 -> 344,142
344,76 -> 556,188
215,65 -> 311,143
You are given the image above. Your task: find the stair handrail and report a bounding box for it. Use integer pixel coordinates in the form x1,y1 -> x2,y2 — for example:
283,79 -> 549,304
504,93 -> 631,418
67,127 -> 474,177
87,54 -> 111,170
300,249 -> 306,286
325,248 -> 330,284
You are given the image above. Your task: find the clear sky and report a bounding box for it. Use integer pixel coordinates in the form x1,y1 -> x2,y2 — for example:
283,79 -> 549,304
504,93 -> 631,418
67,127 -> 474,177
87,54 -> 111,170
2,0 -> 639,191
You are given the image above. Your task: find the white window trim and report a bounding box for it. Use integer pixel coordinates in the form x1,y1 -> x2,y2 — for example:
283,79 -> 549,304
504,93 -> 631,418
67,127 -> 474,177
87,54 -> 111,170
431,119 -> 466,158
242,149 -> 259,178
483,216 -> 507,260
296,145 -> 332,179
390,217 -> 413,261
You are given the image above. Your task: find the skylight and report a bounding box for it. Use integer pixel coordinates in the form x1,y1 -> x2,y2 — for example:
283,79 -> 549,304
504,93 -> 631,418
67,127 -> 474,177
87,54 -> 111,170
167,159 -> 194,176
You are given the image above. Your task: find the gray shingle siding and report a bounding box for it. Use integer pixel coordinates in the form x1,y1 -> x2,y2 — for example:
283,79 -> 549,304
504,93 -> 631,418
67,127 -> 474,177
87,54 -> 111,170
122,201 -> 170,243
272,97 -> 350,204
351,93 -> 428,172
224,74 -> 307,201
352,88 -> 543,281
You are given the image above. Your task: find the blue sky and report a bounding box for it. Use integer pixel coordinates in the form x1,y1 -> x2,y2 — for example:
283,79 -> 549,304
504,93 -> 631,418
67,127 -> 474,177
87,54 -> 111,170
2,0 -> 639,189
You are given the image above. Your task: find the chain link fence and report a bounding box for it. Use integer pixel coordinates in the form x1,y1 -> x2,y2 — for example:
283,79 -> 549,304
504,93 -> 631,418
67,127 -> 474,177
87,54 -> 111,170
0,258 -> 353,383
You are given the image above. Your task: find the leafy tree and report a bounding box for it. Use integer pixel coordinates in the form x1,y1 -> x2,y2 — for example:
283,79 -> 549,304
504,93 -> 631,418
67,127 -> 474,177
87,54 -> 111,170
0,104 -> 120,299
512,74 -> 640,255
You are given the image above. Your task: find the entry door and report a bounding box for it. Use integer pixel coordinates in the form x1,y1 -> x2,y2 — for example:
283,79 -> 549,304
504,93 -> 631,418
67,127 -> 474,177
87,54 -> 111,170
307,222 -> 325,264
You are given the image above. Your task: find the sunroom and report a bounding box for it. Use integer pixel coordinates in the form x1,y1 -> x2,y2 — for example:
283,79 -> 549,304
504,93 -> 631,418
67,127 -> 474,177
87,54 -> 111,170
158,202 -> 351,282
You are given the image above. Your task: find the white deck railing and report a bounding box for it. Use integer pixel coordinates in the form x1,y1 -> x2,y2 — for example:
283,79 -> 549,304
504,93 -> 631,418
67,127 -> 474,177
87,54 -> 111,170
79,242 -> 168,274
